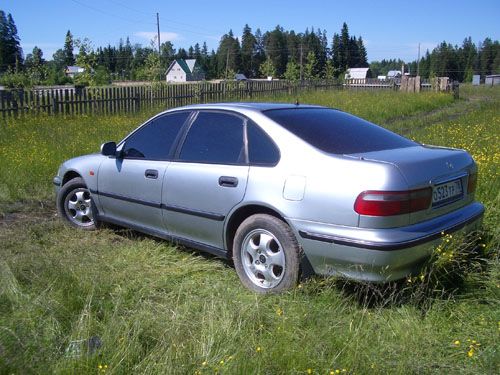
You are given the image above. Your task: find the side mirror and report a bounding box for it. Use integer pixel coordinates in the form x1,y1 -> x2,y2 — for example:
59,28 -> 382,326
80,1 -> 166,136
101,141 -> 117,156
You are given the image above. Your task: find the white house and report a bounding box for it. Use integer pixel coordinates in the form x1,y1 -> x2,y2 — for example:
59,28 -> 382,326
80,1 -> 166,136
344,67 -> 370,80
165,59 -> 205,83
65,66 -> 85,78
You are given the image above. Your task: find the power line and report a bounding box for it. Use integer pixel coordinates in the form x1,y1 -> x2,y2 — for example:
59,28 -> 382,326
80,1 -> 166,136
70,0 -> 155,27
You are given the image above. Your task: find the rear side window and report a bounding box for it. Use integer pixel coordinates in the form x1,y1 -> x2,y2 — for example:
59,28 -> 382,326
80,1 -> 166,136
247,120 -> 280,165
264,108 -> 416,154
123,112 -> 189,159
179,111 -> 245,164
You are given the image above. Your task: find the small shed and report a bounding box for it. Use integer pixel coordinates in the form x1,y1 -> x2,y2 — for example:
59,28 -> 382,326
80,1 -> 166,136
472,75 -> 481,85
345,67 -> 370,80
485,74 -> 500,86
166,59 -> 205,83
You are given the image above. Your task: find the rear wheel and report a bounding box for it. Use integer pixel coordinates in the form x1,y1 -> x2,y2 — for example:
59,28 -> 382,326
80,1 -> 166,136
233,214 -> 300,293
57,177 -> 97,230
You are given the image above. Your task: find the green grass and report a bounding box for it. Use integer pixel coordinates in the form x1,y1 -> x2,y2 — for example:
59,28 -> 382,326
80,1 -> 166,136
0,87 -> 499,374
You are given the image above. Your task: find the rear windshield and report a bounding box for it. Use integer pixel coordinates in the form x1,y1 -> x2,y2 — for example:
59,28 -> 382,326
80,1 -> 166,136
264,108 -> 416,154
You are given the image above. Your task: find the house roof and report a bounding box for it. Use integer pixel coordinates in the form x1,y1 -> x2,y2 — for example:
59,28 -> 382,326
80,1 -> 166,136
65,66 -> 84,73
387,70 -> 402,77
166,59 -> 197,75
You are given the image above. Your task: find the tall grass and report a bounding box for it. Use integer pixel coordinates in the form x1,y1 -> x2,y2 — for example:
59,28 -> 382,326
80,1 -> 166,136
1,87 -> 498,374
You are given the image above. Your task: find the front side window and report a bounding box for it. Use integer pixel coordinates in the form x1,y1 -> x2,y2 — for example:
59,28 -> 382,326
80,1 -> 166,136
122,111 -> 190,159
179,111 -> 245,164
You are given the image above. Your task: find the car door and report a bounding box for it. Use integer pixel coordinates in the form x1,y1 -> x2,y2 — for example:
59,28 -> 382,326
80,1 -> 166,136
163,111 -> 249,250
97,111 -> 190,232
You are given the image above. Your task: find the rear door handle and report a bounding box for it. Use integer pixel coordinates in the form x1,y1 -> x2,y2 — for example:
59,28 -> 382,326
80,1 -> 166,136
218,176 -> 238,187
145,169 -> 158,179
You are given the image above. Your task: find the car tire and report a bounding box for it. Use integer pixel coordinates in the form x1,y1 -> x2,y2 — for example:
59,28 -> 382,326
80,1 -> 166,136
56,177 -> 98,230
233,214 -> 301,293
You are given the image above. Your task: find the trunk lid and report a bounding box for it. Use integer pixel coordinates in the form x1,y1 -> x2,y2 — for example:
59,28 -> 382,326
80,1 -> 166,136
351,145 -> 476,223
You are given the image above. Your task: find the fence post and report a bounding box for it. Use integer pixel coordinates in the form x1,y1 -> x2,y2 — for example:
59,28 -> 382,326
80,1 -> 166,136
452,81 -> 459,99
135,94 -> 140,111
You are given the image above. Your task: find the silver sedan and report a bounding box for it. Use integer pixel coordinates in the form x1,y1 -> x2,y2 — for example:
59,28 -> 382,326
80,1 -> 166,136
54,103 -> 484,293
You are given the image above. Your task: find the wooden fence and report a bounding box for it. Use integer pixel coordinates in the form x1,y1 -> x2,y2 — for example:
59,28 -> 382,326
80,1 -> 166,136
344,78 -> 433,91
0,80 -> 341,119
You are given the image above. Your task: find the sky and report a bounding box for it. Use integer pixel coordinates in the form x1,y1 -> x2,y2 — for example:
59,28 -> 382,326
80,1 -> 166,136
3,0 -> 499,63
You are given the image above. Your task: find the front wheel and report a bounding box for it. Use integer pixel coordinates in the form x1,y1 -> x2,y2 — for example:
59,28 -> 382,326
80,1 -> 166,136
233,214 -> 301,293
57,177 -> 97,230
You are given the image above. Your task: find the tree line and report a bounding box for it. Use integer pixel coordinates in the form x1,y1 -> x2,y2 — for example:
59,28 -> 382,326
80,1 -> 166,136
0,8 -> 498,88
371,38 -> 499,82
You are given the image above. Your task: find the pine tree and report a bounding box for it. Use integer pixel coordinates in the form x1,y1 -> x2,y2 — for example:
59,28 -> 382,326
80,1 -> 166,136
357,36 -> 368,67
331,33 -> 341,71
253,28 -> 266,76
216,30 -> 241,78
63,30 -> 75,66
263,25 -> 288,77
340,22 -> 350,71
0,11 -> 23,72
241,24 -> 257,77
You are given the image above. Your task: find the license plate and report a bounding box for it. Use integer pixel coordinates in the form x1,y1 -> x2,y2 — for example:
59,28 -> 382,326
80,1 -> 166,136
432,179 -> 463,207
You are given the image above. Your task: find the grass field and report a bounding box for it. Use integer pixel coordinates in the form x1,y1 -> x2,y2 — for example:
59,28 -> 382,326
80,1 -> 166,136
0,86 -> 499,374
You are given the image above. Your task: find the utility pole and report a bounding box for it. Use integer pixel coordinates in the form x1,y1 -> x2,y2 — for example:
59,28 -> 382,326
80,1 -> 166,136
299,43 -> 303,82
156,12 -> 161,55
157,12 -> 161,81
417,42 -> 421,77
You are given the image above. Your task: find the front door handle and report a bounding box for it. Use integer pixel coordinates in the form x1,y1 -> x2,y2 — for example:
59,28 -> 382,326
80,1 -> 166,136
218,176 -> 238,187
145,169 -> 158,179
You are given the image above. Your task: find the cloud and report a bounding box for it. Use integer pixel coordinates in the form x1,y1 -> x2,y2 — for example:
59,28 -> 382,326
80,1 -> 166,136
134,31 -> 180,43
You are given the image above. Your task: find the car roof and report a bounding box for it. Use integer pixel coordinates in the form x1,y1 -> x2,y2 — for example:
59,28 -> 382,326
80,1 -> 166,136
172,102 -> 325,113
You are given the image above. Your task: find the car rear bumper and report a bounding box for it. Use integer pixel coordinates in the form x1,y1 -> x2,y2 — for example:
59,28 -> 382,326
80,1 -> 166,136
291,202 -> 485,282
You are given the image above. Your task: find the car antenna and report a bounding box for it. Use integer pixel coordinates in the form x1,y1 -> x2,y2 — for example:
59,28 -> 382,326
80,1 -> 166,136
295,99 -> 300,106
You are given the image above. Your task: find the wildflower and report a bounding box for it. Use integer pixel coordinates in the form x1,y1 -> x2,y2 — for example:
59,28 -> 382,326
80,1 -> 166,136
202,361 -> 207,366
454,340 -> 460,345
256,346 -> 261,352
220,360 -> 224,365
307,369 -> 312,374
467,348 -> 474,357
276,307 -> 283,316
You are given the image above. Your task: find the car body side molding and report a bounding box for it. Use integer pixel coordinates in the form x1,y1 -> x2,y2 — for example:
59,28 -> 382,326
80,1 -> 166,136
90,189 -> 225,221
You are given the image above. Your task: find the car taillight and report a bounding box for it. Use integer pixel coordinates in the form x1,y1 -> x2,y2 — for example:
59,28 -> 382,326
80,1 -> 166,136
354,188 -> 432,216
467,171 -> 477,194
